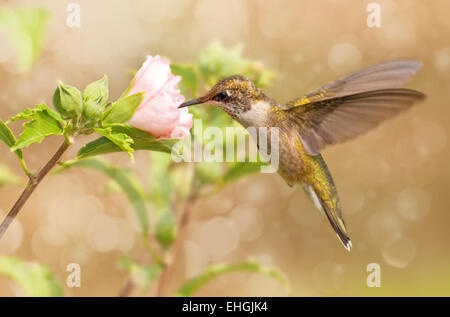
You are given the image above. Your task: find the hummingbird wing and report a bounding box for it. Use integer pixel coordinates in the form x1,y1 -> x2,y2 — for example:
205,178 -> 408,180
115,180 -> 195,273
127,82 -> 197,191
302,59 -> 423,102
286,89 -> 425,155
284,60 -> 425,155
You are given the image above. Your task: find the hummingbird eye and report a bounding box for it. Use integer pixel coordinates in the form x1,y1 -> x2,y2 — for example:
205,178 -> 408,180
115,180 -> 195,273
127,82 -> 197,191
213,90 -> 229,102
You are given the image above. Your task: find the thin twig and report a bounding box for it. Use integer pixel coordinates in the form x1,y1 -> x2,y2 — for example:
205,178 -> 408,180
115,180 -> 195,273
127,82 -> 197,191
0,139 -> 70,240
156,183 -> 198,297
117,238 -> 156,297
118,276 -> 134,297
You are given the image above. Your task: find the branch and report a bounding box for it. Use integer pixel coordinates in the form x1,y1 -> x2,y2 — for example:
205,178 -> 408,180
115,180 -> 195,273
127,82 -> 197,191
0,139 -> 70,240
118,276 -> 134,297
156,186 -> 197,297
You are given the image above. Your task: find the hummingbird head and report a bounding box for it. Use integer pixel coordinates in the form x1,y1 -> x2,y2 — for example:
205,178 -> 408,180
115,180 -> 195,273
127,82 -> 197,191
179,75 -> 273,126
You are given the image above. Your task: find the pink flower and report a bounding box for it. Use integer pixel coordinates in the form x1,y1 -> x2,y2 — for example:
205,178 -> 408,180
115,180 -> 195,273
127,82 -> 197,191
128,55 -> 193,139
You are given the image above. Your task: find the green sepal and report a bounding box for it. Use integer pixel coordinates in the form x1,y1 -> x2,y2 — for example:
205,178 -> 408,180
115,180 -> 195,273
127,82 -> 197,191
101,92 -> 143,125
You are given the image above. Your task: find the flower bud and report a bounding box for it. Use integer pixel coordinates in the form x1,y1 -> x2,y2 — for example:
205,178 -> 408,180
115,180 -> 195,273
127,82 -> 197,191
82,76 -> 109,118
53,82 -> 83,118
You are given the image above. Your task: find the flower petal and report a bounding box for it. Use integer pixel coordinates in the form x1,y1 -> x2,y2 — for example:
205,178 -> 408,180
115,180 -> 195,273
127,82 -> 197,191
130,55 -> 171,100
127,55 -> 193,140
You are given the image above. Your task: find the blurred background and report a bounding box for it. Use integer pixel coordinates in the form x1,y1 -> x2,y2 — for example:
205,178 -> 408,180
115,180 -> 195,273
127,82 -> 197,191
0,0 -> 449,296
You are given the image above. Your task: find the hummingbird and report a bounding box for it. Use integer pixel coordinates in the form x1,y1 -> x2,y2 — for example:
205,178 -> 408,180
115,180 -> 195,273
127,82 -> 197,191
179,60 -> 425,251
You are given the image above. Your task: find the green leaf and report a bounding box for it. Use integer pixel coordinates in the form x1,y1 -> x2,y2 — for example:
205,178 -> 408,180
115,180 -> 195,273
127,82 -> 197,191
0,119 -> 23,159
0,256 -> 63,297
174,261 -> 287,297
61,158 -> 149,236
196,162 -> 222,185
77,125 -> 175,159
53,82 -> 83,118
222,161 -> 266,184
171,63 -> 199,96
94,127 -> 134,160
8,108 -> 35,123
8,103 -> 65,125
0,8 -> 49,72
102,92 -> 143,124
155,210 -> 177,248
82,76 -> 109,118
119,256 -> 162,291
151,151 -> 173,171
40,105 -> 65,125
102,179 -> 122,194
169,164 -> 193,202
191,105 -> 234,131
12,104 -> 64,151
198,41 -> 246,86
149,152 -> 173,210
197,41 -> 276,88
249,64 -> 277,88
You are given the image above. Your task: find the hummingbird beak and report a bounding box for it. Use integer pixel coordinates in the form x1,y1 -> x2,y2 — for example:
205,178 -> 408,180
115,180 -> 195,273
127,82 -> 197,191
178,98 -> 205,108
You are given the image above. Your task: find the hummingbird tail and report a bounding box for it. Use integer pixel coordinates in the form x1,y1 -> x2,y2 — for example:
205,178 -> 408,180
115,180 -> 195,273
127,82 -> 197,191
302,181 -> 352,251
300,155 -> 352,251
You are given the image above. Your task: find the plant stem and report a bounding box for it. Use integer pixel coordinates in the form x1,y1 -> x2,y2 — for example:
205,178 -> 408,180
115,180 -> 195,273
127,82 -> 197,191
142,235 -> 163,266
19,157 -> 31,178
156,188 -> 197,297
0,139 -> 70,240
118,276 -> 134,297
